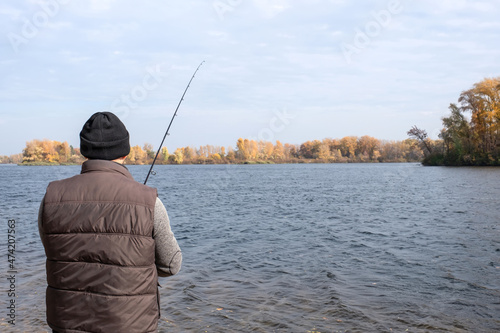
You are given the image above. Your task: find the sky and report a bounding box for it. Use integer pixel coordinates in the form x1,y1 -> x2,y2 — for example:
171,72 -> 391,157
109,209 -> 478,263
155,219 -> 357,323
1,0 -> 500,155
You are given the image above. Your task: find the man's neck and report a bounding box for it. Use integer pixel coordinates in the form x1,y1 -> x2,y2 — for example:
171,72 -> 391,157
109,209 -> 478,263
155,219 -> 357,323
112,157 -> 126,164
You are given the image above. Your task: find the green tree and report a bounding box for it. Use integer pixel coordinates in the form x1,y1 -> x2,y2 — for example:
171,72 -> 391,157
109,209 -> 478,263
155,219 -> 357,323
440,104 -> 472,161
160,147 -> 169,164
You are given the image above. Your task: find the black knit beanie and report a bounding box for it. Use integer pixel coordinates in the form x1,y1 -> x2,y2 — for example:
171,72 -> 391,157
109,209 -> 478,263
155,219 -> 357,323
80,112 -> 130,160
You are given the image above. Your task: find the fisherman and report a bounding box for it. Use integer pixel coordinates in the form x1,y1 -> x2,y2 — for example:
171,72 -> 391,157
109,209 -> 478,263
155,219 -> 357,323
38,112 -> 182,333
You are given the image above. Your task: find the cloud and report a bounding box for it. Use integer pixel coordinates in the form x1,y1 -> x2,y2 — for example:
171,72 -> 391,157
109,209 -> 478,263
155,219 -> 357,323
0,4 -> 23,19
0,0 -> 499,155
252,0 -> 290,18
89,0 -> 116,12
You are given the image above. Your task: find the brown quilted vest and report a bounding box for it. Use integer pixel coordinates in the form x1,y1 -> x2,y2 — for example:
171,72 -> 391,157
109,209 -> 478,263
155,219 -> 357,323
40,160 -> 159,333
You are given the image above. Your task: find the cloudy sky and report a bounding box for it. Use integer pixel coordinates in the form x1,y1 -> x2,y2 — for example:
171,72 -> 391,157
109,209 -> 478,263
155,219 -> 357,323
1,0 -> 499,155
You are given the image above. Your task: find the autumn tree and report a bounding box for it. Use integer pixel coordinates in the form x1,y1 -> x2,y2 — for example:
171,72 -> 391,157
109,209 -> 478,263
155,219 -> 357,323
210,153 -> 222,163
42,140 -> 59,162
21,139 -> 79,164
1,154 -> 22,164
127,145 -> 147,164
23,139 -> 44,162
61,142 -> 71,163
339,136 -> 358,159
249,140 -> 259,160
183,147 -> 195,161
420,77 -> 500,165
16,136 -> 430,165
226,146 -> 236,162
143,143 -> 155,162
407,126 -> 433,155
403,139 -> 424,162
236,138 -> 250,160
170,148 -> 184,164
298,141 -> 310,159
379,140 -> 409,162
262,141 -> 274,160
273,140 -> 285,160
458,77 -> 500,156
283,143 -> 296,160
358,136 -> 380,161
317,139 -> 332,160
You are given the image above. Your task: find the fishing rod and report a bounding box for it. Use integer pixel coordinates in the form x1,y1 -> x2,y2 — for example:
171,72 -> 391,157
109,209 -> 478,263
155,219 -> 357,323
144,60 -> 205,185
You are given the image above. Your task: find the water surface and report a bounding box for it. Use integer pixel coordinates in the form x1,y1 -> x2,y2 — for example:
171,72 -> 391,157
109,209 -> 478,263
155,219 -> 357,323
0,163 -> 499,332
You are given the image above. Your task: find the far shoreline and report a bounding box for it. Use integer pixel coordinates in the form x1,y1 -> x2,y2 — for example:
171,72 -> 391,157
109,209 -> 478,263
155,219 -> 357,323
7,161 -> 500,167
9,160 -> 424,167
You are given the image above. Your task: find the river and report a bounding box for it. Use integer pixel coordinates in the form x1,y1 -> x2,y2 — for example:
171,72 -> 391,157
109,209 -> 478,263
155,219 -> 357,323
0,163 -> 499,332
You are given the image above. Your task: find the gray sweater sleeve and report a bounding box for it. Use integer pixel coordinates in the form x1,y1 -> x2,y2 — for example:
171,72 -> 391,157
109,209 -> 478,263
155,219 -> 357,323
38,195 -> 45,242
154,197 -> 182,277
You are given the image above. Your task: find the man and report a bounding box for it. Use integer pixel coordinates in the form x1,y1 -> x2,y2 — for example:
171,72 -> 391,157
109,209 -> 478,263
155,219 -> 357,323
38,112 -> 182,333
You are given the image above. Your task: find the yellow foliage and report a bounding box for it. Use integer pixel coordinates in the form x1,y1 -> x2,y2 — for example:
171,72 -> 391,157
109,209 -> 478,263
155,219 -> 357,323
22,139 -> 82,164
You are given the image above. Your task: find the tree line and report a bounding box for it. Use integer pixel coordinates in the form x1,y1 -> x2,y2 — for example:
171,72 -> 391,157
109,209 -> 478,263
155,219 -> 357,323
0,140 -> 84,165
408,77 -> 500,166
4,78 -> 496,167
1,136 -> 429,165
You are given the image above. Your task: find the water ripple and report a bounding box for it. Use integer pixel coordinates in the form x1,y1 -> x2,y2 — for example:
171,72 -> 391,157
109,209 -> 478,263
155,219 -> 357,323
1,164 -> 499,332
